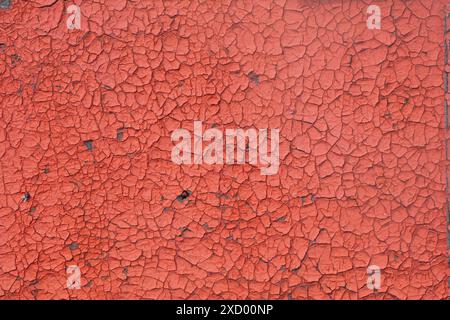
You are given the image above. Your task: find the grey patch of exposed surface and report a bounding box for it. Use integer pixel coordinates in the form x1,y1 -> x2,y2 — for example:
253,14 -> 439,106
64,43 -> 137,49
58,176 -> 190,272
300,196 -> 306,205
178,226 -> 191,237
22,192 -> 30,202
117,128 -> 124,141
202,223 -> 212,231
69,242 -> 79,250
11,53 -> 20,64
30,279 -> 39,286
84,140 -> 93,151
176,190 -> 192,202
248,71 -> 260,84
0,0 -> 11,9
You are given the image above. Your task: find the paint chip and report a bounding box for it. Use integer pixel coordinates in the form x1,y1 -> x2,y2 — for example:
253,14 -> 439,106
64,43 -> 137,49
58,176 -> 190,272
117,128 -> 124,141
248,71 -> 260,84
84,140 -> 93,151
0,0 -> 11,9
176,190 -> 192,202
22,192 -> 30,202
69,242 -> 79,251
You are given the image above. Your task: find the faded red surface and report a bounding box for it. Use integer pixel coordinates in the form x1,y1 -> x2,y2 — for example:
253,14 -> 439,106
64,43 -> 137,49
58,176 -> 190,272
0,0 -> 448,299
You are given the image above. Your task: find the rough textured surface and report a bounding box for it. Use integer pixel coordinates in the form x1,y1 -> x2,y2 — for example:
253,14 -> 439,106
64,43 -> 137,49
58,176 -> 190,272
0,0 -> 448,299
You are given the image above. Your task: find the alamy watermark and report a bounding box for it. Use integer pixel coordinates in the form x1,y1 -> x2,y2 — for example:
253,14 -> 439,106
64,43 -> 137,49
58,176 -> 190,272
171,121 -> 280,175
67,265 -> 81,289
367,5 -> 381,29
66,4 -> 81,30
367,265 -> 381,290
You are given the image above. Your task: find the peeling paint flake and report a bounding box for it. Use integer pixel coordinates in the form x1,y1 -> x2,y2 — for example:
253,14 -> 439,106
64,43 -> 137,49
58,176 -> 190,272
0,0 -> 11,10
0,0 -> 448,300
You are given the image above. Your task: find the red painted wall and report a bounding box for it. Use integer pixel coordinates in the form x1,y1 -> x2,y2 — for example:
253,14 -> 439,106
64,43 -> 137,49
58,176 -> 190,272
0,0 -> 448,299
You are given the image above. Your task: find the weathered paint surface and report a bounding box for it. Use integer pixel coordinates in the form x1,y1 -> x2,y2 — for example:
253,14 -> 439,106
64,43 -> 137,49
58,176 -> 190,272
0,0 -> 448,299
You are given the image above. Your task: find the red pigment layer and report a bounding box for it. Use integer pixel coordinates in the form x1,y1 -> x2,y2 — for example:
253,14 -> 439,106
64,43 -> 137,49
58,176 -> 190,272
0,0 -> 448,299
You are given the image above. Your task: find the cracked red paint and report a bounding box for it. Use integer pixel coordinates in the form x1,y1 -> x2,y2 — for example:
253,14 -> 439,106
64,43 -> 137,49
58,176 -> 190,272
0,0 -> 449,299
